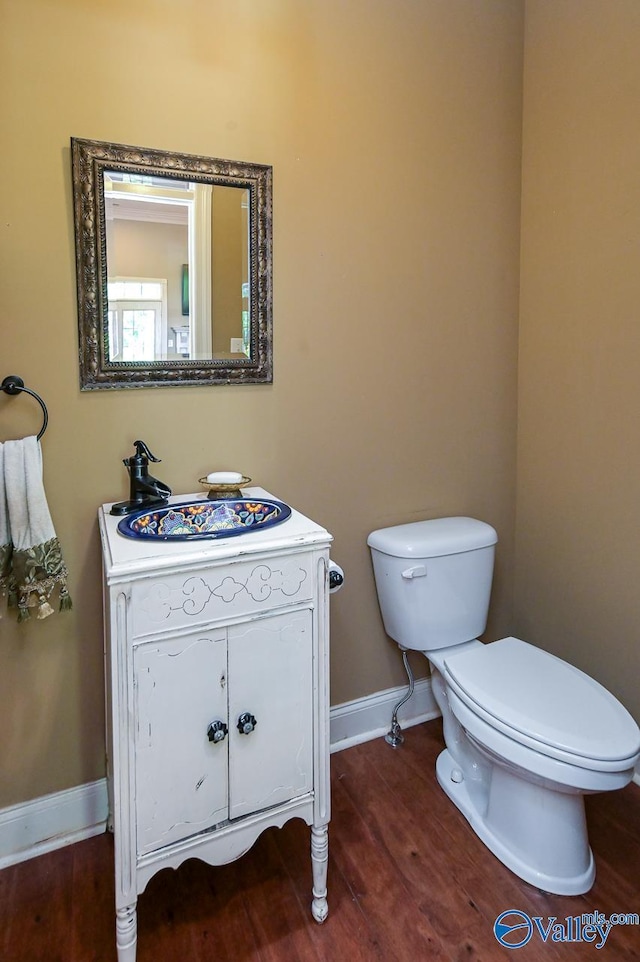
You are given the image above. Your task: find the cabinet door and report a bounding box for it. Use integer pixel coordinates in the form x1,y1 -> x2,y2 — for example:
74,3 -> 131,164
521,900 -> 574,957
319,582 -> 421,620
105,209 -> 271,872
228,610 -> 313,820
134,630 -> 228,855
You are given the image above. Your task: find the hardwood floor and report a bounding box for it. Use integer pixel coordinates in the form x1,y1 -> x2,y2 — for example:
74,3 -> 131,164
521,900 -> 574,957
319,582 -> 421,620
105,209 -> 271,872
2,719 -> 640,961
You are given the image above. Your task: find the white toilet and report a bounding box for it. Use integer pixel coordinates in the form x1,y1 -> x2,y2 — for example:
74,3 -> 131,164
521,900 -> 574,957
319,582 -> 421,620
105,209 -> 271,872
367,517 -> 640,895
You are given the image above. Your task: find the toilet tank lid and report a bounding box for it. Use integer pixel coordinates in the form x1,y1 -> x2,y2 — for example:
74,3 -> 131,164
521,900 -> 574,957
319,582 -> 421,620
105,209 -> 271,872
367,517 -> 497,559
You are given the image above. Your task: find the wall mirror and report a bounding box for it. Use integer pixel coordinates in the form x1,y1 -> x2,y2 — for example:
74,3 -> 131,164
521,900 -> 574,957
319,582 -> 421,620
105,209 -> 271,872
71,138 -> 272,389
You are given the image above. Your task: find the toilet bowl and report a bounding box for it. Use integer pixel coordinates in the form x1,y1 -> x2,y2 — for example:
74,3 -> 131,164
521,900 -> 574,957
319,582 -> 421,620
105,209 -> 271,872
367,518 -> 640,895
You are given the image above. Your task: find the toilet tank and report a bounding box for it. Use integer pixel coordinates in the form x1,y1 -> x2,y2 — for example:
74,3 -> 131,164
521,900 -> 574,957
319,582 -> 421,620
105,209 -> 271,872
367,517 -> 497,651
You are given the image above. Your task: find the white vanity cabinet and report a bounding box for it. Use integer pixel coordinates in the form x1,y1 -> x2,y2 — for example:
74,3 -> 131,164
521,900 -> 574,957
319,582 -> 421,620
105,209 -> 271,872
99,490 -> 332,962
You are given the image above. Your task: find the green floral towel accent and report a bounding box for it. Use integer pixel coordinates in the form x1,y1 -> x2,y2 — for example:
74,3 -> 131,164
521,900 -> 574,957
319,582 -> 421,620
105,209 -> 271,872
0,435 -> 72,623
8,537 -> 72,622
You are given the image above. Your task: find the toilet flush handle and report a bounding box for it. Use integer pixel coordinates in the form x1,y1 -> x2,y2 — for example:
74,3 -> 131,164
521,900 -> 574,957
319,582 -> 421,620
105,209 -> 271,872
401,565 -> 427,580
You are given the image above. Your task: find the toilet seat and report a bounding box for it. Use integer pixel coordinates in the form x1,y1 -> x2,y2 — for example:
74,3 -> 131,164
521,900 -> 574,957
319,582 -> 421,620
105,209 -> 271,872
443,637 -> 640,771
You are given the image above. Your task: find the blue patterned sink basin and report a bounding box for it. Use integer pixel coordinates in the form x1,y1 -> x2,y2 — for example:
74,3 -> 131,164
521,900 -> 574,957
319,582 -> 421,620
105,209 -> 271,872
117,498 -> 292,541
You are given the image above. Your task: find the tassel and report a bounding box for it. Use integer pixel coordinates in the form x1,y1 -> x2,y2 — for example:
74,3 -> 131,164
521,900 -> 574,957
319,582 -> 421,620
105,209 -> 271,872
37,601 -> 55,619
59,591 -> 73,612
17,606 -> 31,623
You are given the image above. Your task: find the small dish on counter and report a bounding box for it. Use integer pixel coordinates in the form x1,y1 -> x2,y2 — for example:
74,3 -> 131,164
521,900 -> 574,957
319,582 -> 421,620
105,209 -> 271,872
198,475 -> 252,499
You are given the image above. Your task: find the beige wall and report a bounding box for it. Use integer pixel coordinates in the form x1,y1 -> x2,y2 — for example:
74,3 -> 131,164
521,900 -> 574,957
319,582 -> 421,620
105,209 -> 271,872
212,186 -> 244,355
0,0 -> 522,807
516,0 -> 640,721
109,218 -> 189,343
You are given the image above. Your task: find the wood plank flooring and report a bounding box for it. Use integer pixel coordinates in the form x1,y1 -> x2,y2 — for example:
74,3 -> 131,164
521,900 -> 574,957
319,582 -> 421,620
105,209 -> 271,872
2,719 -> 639,961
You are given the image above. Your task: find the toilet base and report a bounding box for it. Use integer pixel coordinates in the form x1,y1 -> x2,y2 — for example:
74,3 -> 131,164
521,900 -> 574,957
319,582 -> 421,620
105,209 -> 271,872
435,748 -> 595,895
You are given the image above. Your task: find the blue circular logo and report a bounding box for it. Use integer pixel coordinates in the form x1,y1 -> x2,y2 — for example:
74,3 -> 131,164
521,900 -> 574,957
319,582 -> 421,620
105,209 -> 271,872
494,910 -> 533,948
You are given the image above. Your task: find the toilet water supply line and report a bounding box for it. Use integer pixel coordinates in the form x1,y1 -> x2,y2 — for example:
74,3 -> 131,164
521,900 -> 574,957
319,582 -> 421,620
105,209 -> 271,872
385,649 -> 416,747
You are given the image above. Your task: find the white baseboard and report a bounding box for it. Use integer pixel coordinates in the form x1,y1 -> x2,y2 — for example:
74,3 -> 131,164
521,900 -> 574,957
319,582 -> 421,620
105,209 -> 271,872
329,674 -> 439,753
0,779 -> 109,871
0,678 -> 438,870
1,673 -> 635,871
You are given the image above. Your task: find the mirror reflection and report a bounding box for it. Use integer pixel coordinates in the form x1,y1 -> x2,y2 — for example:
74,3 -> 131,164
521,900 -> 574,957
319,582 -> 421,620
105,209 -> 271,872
104,173 -> 250,362
71,138 -> 272,389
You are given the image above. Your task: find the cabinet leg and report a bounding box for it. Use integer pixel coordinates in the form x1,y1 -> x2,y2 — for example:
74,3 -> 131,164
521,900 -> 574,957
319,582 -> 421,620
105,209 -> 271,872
310,824 -> 329,923
116,902 -> 138,962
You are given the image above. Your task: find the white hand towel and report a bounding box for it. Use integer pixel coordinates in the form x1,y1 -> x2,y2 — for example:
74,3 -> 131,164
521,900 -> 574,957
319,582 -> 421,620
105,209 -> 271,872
0,442 -> 11,599
1,435 -> 71,621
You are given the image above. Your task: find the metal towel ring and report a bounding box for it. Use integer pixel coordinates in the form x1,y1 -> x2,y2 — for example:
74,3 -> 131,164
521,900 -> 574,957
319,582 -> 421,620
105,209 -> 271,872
1,375 -> 49,441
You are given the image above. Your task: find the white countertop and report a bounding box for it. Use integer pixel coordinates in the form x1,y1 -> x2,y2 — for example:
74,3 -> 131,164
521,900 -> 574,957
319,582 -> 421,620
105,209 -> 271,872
99,487 -> 333,582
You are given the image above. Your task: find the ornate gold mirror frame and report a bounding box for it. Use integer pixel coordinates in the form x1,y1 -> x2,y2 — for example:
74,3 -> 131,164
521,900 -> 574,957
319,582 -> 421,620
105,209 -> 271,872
71,138 -> 273,389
